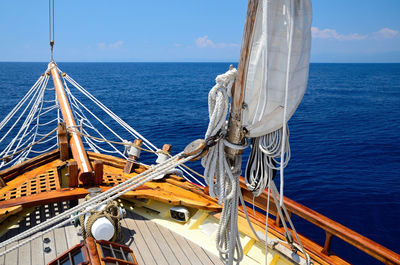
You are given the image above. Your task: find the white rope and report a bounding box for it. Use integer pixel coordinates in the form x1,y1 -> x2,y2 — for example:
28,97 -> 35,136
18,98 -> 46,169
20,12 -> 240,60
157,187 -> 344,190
201,68 -> 246,265
279,0 -> 295,206
0,75 -> 44,131
0,151 -> 196,256
64,74 -> 155,150
1,76 -> 48,160
38,118 -> 59,127
29,143 -> 58,154
63,71 -> 204,186
245,126 -> 290,197
64,84 -> 126,157
270,182 -> 310,264
35,134 -> 57,145
0,76 -> 45,145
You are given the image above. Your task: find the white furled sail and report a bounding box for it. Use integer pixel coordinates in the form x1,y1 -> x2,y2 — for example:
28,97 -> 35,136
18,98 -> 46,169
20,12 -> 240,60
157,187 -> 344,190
201,1 -> 313,264
242,0 -> 312,137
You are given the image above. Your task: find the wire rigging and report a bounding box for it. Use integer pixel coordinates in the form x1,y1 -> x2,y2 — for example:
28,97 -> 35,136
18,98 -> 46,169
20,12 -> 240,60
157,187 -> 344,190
49,0 -> 55,61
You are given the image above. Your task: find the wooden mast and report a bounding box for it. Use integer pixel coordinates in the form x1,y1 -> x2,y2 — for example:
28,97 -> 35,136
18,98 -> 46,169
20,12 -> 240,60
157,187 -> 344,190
49,62 -> 93,183
225,0 -> 259,163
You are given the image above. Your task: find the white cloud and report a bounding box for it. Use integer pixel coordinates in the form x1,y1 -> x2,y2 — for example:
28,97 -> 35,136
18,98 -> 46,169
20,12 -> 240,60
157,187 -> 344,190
98,42 -> 107,50
196,35 -> 215,47
195,35 -> 239,48
372,28 -> 399,39
109,40 -> 124,49
312,27 -> 367,41
98,40 -> 124,50
312,27 -> 399,41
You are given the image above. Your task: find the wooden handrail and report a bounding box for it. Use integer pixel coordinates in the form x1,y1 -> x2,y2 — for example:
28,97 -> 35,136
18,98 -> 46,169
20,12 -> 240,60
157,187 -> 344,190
239,177 -> 400,265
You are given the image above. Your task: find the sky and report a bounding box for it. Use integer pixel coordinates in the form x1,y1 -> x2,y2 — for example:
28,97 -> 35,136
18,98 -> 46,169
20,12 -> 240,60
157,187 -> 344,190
0,0 -> 399,63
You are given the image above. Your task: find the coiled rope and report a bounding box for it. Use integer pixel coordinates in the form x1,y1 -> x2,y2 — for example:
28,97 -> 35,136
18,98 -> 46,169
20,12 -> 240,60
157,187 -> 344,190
201,67 -> 249,265
244,126 -> 290,197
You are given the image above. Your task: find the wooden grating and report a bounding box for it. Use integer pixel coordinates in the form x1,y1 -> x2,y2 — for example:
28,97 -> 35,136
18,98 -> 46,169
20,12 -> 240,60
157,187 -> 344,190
102,173 -> 126,186
0,169 -> 60,201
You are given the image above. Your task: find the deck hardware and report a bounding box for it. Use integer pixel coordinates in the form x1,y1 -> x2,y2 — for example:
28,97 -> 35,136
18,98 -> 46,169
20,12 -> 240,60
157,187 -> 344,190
43,237 -> 51,244
170,206 -> 190,222
44,246 -> 51,253
123,139 -> 143,174
183,139 -> 208,161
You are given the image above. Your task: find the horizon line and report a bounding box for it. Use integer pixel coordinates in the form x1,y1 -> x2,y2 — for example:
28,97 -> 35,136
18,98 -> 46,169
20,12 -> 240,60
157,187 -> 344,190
0,61 -> 399,64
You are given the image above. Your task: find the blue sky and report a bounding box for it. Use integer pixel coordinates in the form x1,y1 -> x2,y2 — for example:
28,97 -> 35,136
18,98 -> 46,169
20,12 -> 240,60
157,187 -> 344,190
0,0 -> 399,62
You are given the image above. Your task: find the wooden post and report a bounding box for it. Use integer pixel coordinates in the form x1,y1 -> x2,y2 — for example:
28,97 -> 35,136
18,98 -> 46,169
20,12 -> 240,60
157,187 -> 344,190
225,0 -> 259,166
94,160 -> 103,186
0,177 -> 5,188
49,62 -> 93,182
123,139 -> 143,174
85,237 -> 101,265
275,214 -> 282,228
57,122 -> 69,161
68,161 -> 79,188
322,231 -> 333,255
162,144 -> 172,154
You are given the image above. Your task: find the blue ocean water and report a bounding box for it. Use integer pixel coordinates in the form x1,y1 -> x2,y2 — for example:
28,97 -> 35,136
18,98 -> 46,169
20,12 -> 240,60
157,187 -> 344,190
0,62 -> 399,264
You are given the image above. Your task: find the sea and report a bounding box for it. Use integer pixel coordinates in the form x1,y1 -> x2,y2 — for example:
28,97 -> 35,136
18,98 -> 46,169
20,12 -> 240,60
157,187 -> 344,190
0,62 -> 399,265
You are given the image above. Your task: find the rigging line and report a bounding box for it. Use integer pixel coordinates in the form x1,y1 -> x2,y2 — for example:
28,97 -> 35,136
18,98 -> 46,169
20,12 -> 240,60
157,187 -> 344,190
81,127 -> 123,155
35,134 -> 57,145
0,76 -> 44,136
0,152 -> 194,252
0,148 -> 28,168
82,132 -> 99,153
38,118 -> 59,127
2,75 -> 49,157
64,86 -> 126,143
49,0 -> 55,61
65,70 -> 204,186
270,182 -> 310,264
279,0 -> 294,206
66,127 -> 205,186
30,143 -> 58,154
8,76 -> 49,158
64,74 -> 156,151
0,75 -> 44,131
0,133 -> 35,158
38,105 -> 58,117
0,127 -> 57,161
0,77 -> 48,154
63,82 -> 126,157
41,105 -> 58,110
63,74 -> 203,185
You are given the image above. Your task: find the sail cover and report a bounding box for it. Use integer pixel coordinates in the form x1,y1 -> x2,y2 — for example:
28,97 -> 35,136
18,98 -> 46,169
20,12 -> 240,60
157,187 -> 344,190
242,0 -> 312,137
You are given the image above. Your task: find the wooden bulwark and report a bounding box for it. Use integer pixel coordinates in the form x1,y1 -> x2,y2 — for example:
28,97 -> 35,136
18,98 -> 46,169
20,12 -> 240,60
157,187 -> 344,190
239,177 -> 400,265
0,149 -> 60,182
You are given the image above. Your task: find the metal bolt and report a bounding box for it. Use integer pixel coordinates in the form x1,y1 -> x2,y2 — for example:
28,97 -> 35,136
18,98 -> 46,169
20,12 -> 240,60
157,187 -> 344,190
44,247 -> 51,253
43,237 -> 50,244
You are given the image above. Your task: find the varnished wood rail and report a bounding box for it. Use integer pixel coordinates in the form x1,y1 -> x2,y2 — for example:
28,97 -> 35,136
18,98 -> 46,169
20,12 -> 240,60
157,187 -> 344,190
239,177 -> 400,265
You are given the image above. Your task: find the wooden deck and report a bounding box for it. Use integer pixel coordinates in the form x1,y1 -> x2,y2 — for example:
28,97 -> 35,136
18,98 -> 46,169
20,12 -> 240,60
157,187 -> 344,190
0,202 -> 223,265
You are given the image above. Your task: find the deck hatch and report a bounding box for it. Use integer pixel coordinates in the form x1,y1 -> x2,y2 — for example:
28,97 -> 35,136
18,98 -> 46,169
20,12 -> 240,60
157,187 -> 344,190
0,169 -> 60,201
